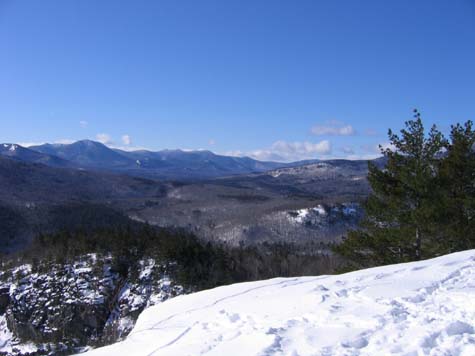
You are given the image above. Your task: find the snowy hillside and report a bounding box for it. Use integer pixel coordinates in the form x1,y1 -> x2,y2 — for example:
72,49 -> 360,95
82,250 -> 475,356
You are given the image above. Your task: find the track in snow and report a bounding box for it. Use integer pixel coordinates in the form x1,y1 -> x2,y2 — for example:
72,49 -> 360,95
82,250 -> 475,356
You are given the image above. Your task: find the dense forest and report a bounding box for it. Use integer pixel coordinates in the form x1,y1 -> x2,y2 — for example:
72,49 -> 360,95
1,224 -> 338,291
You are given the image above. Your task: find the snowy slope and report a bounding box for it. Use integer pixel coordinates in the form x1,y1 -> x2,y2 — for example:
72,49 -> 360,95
82,250 -> 475,356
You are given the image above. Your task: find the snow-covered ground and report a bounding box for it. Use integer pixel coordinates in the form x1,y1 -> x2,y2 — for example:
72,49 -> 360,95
82,250 -> 475,356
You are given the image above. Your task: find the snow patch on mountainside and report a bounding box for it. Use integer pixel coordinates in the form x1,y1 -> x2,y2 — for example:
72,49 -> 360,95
82,250 -> 475,356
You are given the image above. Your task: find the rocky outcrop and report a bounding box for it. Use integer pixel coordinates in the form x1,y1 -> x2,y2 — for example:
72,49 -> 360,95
0,287 -> 9,314
0,256 -> 184,356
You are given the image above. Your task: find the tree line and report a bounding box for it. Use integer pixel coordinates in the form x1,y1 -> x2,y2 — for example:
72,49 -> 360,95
3,225 -> 338,290
336,110 -> 475,269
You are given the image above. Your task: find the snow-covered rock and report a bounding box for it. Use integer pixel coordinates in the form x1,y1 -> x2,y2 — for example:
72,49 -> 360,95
0,256 -> 184,355
82,250 -> 475,356
286,203 -> 361,231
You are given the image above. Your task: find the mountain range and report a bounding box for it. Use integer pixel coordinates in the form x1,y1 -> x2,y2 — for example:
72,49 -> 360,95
1,140 -> 385,181
0,143 -> 72,168
1,140 -> 284,180
0,140 -> 382,251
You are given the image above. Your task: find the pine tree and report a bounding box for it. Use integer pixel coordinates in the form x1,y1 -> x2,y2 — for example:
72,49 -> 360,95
335,111 -> 446,268
437,121 -> 475,251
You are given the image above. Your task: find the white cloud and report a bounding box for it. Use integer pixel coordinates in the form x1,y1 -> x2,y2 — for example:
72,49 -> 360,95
227,140 -> 332,162
311,120 -> 356,136
208,139 -> 216,146
379,142 -> 396,152
341,153 -> 384,160
360,142 -> 395,155
122,135 -> 132,145
96,133 -> 113,145
79,120 -> 88,128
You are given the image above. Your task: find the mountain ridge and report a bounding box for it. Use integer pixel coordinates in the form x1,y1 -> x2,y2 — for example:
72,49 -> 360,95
0,143 -> 73,168
27,140 -> 286,179
8,140 -> 382,180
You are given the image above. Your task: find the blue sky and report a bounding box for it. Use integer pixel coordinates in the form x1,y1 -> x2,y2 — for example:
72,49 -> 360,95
1,0 -> 474,161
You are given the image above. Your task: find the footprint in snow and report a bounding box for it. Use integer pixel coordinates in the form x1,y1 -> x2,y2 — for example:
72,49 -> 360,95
228,313 -> 240,323
411,265 -> 427,271
335,289 -> 348,298
341,336 -> 369,349
313,285 -> 329,292
445,321 -> 474,336
330,304 -> 343,312
420,332 -> 440,348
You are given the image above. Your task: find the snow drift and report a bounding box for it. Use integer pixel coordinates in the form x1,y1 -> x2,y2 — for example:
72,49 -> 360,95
82,250 -> 475,356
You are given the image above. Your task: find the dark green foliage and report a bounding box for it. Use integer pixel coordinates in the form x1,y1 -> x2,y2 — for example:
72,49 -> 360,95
15,226 -> 337,291
336,112 -> 475,269
0,204 -> 27,248
437,121 -> 475,251
336,112 -> 446,266
44,203 -> 133,233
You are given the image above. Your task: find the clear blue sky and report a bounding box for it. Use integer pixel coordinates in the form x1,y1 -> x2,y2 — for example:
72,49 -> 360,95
1,0 -> 474,161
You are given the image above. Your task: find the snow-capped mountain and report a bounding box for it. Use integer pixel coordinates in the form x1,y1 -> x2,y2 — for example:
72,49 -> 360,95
0,144 -> 72,168
82,250 -> 475,356
29,140 -> 135,169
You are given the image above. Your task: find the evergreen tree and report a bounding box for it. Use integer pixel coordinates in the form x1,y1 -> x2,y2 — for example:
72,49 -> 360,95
437,121 -> 475,251
335,111 -> 446,268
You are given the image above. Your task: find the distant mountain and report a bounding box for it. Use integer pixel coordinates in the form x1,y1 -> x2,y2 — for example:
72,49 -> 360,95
29,140 -> 134,169
28,140 -> 286,179
118,148 -> 285,178
0,155 -> 167,251
23,139 -> 386,181
0,143 -> 72,168
0,155 -> 165,205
